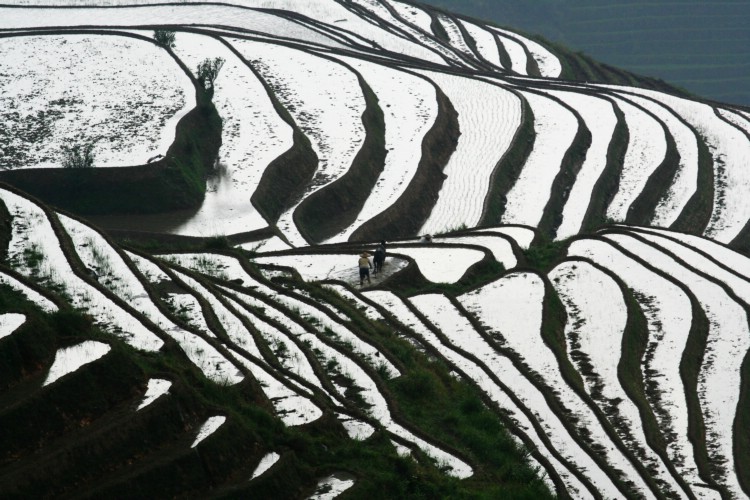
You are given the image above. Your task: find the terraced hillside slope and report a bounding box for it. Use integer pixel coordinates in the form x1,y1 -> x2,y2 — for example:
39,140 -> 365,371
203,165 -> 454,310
2,0 -> 750,498
420,0 -> 750,107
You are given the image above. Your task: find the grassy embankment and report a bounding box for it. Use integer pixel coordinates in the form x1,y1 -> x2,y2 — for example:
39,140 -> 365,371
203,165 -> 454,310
287,279 -> 554,498
351,85 -> 459,242
480,93 -> 535,227
535,94 -> 592,242
624,105 -> 681,226
536,271 -> 663,498
237,39 -> 319,225
618,235 -> 725,496
294,70 -> 386,244
579,101 -> 628,232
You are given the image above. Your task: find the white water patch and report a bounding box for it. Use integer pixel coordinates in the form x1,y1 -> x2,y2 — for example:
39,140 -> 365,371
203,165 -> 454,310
599,85 -> 750,243
718,107 -> 750,135
230,39 -> 366,246
549,261 -> 686,498
322,56 -> 438,243
405,293 -> 595,498
0,272 -> 57,313
169,254 -> 401,378
191,415 -> 227,448
492,28 -> 561,78
165,252 -> 400,377
253,253 -> 409,284
144,32 -> 292,237
474,226 -> 536,249
200,0 -> 443,63
501,91 -> 578,227
1,189 -> 163,351
430,235 -> 517,269
222,291 -> 323,385
321,284 -> 385,322
164,276 -> 323,424
0,313 -> 26,341
566,238 -> 706,490
605,96 -> 668,222
162,299 -> 245,384
222,286 -> 349,411
538,90 -> 617,240
631,227 -> 750,280
389,0 -> 433,33
238,237 -> 291,254
459,272 -> 653,497
460,20 -> 504,68
137,378 -> 172,411
307,474 -> 356,500
279,295 -> 400,378
495,33 -> 528,75
126,251 -> 171,283
44,341 -> 111,386
416,72 -> 521,235
389,246 -> 485,283
399,291 -> 602,498
165,292 -> 212,335
602,232 -> 749,497
0,34 -> 193,170
59,214 -> 182,329
172,269 -> 264,355
614,94 -> 698,227
0,5 -> 345,49
631,227 -> 750,308
233,352 -> 323,427
391,440 -> 412,457
338,413 -> 376,441
250,452 -> 281,480
436,14 -> 475,59
347,0 -> 457,66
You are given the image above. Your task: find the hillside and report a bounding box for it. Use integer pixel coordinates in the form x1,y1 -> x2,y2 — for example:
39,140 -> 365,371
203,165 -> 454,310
1,0 -> 750,498
418,0 -> 750,106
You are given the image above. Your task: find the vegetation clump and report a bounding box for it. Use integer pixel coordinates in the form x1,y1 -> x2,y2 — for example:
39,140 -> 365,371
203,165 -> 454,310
61,142 -> 95,169
196,57 -> 225,90
152,29 -> 176,48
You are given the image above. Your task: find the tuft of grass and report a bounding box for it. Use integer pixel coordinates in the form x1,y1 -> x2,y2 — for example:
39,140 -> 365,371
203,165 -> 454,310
523,239 -> 568,272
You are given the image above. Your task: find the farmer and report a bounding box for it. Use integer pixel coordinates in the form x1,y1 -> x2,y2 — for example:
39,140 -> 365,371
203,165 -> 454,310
373,240 -> 386,275
358,252 -> 372,286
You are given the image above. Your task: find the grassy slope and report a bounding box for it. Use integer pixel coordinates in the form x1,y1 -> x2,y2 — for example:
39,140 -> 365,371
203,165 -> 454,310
0,213 -> 552,497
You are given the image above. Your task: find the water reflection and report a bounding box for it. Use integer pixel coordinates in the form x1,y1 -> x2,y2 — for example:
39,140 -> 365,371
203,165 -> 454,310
90,161 -> 269,237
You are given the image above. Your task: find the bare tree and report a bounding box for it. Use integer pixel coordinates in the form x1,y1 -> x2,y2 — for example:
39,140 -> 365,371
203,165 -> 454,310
153,30 -> 176,48
196,57 -> 225,90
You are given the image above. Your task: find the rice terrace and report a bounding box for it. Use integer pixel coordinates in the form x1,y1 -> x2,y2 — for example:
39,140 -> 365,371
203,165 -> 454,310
1,0 -> 750,498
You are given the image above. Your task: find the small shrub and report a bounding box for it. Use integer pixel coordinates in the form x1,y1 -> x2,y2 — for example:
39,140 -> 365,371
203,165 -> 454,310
153,29 -> 176,48
61,142 -> 95,169
523,239 -> 568,271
